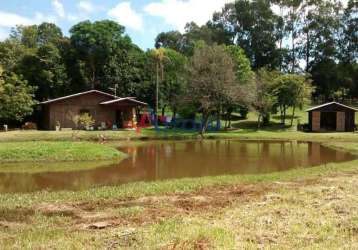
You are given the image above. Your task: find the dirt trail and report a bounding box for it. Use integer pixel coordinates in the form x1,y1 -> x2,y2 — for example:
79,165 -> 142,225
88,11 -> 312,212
29,183 -> 272,230
1,171 -> 356,232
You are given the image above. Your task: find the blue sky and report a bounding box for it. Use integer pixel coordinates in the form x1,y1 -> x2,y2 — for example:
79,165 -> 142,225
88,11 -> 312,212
0,0 -> 231,50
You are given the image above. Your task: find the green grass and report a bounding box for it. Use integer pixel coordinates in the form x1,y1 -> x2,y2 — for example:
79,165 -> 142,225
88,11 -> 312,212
0,141 -> 125,163
1,106 -> 358,144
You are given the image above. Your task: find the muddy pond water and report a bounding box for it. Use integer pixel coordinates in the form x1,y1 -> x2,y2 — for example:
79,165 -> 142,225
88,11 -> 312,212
0,140 -> 356,193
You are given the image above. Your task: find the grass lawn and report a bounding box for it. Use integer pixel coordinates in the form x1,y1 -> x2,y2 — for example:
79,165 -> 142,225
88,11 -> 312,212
0,141 -> 125,163
1,106 -> 358,143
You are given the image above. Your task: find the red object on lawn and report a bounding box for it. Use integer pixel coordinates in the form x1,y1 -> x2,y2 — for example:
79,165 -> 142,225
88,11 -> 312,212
139,113 -> 151,127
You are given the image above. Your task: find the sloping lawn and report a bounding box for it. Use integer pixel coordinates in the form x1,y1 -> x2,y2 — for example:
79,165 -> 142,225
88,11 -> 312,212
0,141 -> 124,163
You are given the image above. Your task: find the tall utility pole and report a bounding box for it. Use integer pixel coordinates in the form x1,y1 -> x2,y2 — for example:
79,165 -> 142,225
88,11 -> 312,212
155,63 -> 159,130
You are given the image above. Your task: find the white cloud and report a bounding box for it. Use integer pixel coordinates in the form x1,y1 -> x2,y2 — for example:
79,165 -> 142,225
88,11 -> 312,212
78,1 -> 95,13
108,2 -> 143,30
0,11 -> 34,27
52,0 -> 65,18
0,11 -> 57,28
144,0 -> 232,32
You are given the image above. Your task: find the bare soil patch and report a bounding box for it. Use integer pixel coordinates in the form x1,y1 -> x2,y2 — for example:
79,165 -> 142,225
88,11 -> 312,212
2,171 -> 357,235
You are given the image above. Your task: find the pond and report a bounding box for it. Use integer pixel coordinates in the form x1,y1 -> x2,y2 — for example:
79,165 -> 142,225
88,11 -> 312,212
0,140 -> 356,193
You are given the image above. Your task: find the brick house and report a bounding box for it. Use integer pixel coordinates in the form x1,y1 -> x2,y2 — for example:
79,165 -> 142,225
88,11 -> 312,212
39,90 -> 147,130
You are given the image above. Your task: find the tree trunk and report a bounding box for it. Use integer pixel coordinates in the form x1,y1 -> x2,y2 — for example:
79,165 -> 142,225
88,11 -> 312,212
200,113 -> 210,139
291,105 -> 296,127
90,62 -> 96,89
283,105 -> 286,125
306,31 -> 310,72
228,111 -> 232,128
161,105 -> 166,117
172,108 -> 177,123
257,114 -> 261,130
216,111 -> 221,130
291,7 -> 296,74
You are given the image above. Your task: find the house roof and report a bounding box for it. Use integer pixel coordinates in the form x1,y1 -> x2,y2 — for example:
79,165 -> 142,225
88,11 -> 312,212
306,102 -> 358,112
100,97 -> 147,106
40,90 -> 116,104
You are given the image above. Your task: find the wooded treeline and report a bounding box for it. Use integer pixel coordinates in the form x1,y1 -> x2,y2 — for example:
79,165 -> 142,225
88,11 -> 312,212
0,0 -> 356,129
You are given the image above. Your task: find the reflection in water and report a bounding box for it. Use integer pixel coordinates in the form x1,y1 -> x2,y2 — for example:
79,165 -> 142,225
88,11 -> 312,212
0,140 -> 356,194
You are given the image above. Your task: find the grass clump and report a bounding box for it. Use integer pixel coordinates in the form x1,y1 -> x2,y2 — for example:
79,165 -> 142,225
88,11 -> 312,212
0,141 -> 124,163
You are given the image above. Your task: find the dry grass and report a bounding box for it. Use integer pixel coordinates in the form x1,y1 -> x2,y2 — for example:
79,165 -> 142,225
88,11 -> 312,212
0,170 -> 357,249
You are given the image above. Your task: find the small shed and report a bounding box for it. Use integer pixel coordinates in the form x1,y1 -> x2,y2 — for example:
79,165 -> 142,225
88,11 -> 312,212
306,102 -> 357,132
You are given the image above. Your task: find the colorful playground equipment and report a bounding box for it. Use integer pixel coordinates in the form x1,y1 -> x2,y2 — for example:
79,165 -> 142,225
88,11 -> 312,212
137,107 -> 220,131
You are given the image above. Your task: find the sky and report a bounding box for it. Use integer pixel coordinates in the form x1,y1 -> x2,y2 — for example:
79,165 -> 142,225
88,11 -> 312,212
0,0 -> 233,50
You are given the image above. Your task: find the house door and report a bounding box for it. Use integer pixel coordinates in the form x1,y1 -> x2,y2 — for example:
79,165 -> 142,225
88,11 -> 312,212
320,112 -> 336,131
312,111 -> 321,132
336,112 -> 345,132
115,110 -> 123,128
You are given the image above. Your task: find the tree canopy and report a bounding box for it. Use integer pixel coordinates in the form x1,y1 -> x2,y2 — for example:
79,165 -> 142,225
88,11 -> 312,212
0,0 -> 356,128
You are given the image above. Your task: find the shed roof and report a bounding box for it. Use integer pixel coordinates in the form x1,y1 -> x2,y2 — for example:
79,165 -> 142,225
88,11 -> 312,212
100,98 -> 147,106
306,102 -> 358,112
40,90 -> 115,104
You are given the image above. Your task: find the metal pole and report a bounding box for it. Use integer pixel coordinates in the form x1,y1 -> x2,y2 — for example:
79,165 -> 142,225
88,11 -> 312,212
155,63 -> 159,130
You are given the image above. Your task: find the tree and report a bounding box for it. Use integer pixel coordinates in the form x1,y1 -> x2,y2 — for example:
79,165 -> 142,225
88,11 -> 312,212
69,20 -> 132,89
273,73 -> 313,125
187,45 -> 244,135
223,45 -> 254,127
17,43 -> 69,101
225,45 -> 253,83
339,0 -> 357,64
158,49 -> 187,119
9,23 -> 69,101
0,39 -> 28,71
10,25 -> 39,49
155,21 -> 233,56
155,31 -> 184,51
253,68 -> 277,128
213,0 -> 282,69
0,67 -> 36,124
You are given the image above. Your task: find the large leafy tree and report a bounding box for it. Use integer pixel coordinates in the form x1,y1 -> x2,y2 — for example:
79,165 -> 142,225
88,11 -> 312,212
273,73 -> 313,125
0,67 -> 36,123
223,45 -> 255,127
0,39 -> 28,71
157,49 -> 187,118
155,21 -> 233,56
339,0 -> 357,64
213,0 -> 282,69
253,68 -> 277,128
187,44 -> 245,135
155,31 -> 184,52
10,23 -> 69,101
69,20 -> 133,89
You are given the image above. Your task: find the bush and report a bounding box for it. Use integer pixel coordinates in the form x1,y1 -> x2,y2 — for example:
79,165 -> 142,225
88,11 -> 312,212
177,104 -> 197,119
78,113 -> 95,130
238,105 -> 249,119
